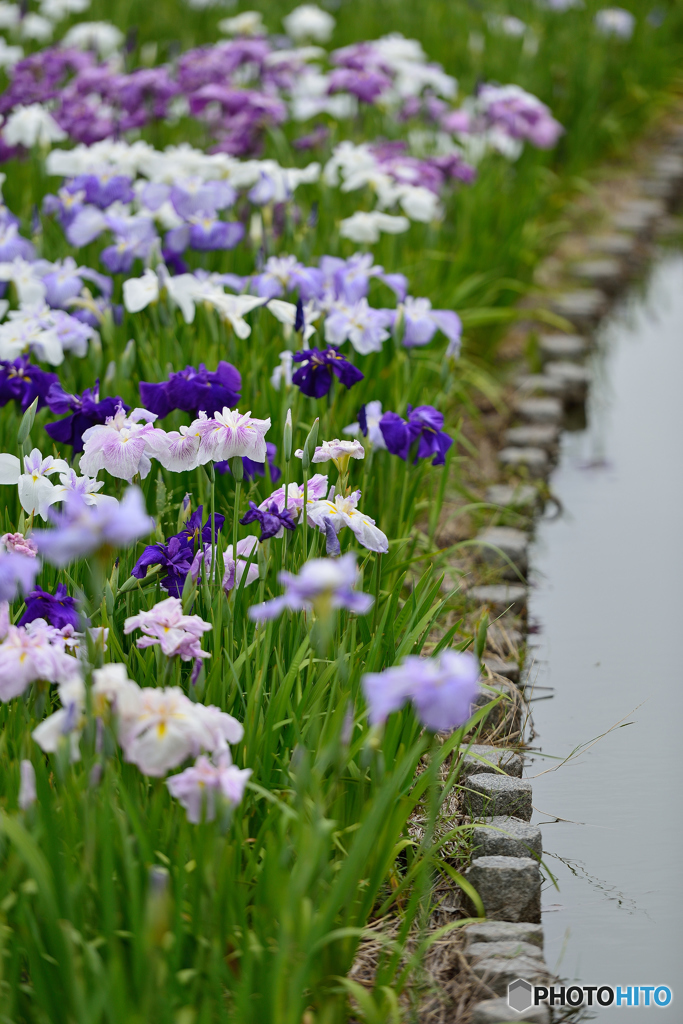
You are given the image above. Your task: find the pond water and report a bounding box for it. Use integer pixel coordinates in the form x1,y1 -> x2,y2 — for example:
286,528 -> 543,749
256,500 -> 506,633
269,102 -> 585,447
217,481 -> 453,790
527,253 -> 683,1020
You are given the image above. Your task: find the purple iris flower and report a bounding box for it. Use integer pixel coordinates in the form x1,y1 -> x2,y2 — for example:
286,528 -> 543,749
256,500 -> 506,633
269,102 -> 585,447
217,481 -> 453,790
41,257 -> 113,309
379,405 -> 453,466
328,67 -> 391,103
319,254 -> 407,304
292,348 -> 363,399
170,180 -> 236,220
250,256 -> 324,301
131,536 -> 194,598
33,488 -> 153,567
100,216 -> 158,275
19,583 -> 79,630
189,218 -> 245,252
0,357 -> 58,412
362,650 -> 480,731
70,174 -> 135,209
0,550 -> 40,603
240,500 -> 296,541
171,508 -> 225,550
45,382 -> 129,454
216,441 -> 281,484
132,508 -> 225,597
139,362 -> 241,420
164,219 -> 244,255
0,222 -> 34,263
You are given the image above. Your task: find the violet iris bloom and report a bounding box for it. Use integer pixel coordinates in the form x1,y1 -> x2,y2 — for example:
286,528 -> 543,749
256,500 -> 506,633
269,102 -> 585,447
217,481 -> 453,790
132,508 -> 224,597
361,650 -> 480,731
0,221 -> 34,263
379,405 -> 453,466
19,583 -> 79,630
292,348 -> 363,399
240,500 -> 296,541
131,536 -> 194,598
248,553 -> 373,621
33,488 -> 154,567
394,297 -> 462,356
100,217 -> 158,275
320,253 -> 407,304
0,549 -> 40,602
215,441 -> 281,484
0,357 -> 58,412
45,382 -> 129,454
41,257 -> 112,309
172,508 -> 225,550
139,362 -> 241,420
165,218 -> 245,255
250,255 -> 324,301
328,67 -> 391,103
70,173 -> 135,209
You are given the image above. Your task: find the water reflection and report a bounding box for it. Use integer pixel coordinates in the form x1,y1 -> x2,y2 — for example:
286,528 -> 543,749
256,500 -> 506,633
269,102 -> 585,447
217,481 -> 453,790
527,254 -> 683,1021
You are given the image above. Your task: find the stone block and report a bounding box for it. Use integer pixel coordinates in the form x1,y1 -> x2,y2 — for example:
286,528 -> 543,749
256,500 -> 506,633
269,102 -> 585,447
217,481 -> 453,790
504,425 -> 559,451
465,856 -> 541,922
470,816 -> 542,859
538,332 -> 588,362
476,528 -> 529,578
651,153 -> 683,179
470,954 -> 548,996
514,396 -> 563,423
483,656 -> 520,683
548,288 -> 606,327
515,374 -> 567,398
470,997 -> 550,1024
612,197 -> 664,234
469,585 -> 527,616
544,360 -> 590,401
459,745 -> 523,779
569,257 -> 624,291
498,447 -> 549,479
485,484 -> 539,509
466,921 -> 544,946
464,774 -> 533,820
467,940 -> 544,962
587,232 -> 636,258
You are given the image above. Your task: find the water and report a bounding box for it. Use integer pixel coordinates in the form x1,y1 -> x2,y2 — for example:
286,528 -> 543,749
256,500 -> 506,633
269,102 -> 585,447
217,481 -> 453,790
527,253 -> 683,1019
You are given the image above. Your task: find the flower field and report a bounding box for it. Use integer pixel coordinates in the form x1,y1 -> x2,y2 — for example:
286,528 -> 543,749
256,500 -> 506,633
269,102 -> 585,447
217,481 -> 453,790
0,1 -> 679,1021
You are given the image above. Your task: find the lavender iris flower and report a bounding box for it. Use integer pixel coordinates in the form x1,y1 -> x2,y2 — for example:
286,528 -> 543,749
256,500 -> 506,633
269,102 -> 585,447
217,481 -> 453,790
45,382 -> 129,454
33,488 -> 154,567
166,218 -> 245,254
250,255 -> 324,301
361,650 -> 480,731
328,67 -> 392,103
292,347 -> 363,399
215,441 -> 281,484
0,549 -> 40,602
320,254 -> 407,304
0,356 -> 58,412
139,362 -> 241,420
248,552 -> 373,621
42,257 -> 112,309
19,583 -> 79,630
70,173 -> 135,209
100,217 -> 158,275
395,297 -> 462,356
0,221 -> 34,263
379,405 -> 453,466
240,500 -> 296,541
